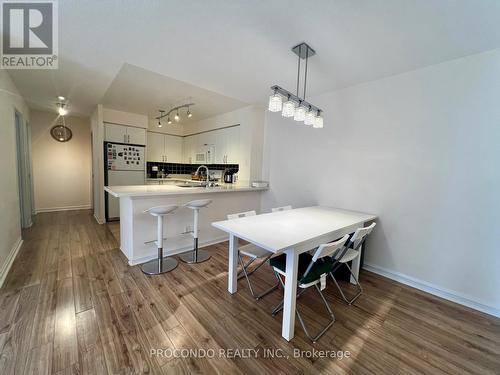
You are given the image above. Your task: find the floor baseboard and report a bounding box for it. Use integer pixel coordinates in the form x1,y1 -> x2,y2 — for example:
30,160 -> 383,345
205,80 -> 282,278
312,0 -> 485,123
363,263 -> 500,318
0,237 -> 23,288
35,205 -> 92,213
128,236 -> 228,266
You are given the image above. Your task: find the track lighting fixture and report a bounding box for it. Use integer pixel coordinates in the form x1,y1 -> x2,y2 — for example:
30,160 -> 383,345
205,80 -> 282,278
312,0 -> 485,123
156,103 -> 195,127
268,42 -> 324,128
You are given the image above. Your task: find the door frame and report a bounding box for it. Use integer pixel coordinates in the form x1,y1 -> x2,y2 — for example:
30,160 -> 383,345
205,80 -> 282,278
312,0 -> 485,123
15,110 -> 33,228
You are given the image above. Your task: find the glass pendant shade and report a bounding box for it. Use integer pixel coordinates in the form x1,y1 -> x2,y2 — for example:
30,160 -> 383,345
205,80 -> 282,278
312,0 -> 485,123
313,114 -> 324,128
282,100 -> 296,117
293,105 -> 306,121
268,94 -> 283,112
304,110 -> 315,125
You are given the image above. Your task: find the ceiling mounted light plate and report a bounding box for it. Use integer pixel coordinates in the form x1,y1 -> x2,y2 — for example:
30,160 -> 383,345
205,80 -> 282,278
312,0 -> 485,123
292,42 -> 316,59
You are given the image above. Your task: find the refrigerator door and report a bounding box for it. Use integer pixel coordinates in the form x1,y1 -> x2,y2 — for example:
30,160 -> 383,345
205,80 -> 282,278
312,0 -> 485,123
105,143 -> 145,171
106,170 -> 145,220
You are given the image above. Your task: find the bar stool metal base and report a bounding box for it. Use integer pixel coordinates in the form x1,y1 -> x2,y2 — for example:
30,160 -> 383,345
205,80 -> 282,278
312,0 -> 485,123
141,257 -> 178,275
179,239 -> 211,263
179,249 -> 211,264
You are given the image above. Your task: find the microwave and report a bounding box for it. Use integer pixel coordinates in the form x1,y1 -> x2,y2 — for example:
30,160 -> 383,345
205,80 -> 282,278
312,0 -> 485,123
196,145 -> 215,164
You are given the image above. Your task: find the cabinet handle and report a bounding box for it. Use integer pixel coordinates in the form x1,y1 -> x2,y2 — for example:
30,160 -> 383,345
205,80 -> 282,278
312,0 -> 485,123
124,134 -> 127,143
128,134 -> 130,143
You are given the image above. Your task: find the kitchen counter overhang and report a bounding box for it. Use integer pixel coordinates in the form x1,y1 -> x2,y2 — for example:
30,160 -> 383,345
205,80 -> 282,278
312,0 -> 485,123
104,183 -> 268,198
104,183 -> 267,265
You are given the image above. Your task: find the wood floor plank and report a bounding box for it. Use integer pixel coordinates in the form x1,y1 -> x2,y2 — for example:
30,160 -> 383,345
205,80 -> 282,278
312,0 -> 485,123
0,210 -> 499,375
52,278 -> 79,373
0,284 -> 40,375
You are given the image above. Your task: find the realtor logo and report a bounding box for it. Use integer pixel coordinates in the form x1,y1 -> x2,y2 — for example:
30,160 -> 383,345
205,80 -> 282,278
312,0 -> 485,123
1,0 -> 58,69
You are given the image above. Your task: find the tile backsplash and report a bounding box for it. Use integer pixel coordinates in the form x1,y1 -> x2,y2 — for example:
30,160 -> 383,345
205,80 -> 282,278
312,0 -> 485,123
146,162 -> 239,177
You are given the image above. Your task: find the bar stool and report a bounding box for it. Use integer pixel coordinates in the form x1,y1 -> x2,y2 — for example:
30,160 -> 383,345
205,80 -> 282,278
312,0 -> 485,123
179,199 -> 212,264
142,205 -> 179,275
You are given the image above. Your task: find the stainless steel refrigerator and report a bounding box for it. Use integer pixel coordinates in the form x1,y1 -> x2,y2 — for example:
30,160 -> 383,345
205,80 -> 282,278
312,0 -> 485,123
104,142 -> 145,221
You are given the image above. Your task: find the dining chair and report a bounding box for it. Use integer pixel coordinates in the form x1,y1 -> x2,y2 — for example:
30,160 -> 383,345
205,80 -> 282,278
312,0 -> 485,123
270,234 -> 350,343
330,222 -> 376,305
227,210 -> 280,300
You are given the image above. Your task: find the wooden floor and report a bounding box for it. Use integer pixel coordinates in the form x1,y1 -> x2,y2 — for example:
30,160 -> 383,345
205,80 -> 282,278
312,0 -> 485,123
1,210 -> 499,374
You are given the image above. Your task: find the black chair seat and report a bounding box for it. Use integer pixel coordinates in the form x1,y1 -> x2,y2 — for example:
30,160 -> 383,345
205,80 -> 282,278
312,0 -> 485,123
270,252 -> 334,285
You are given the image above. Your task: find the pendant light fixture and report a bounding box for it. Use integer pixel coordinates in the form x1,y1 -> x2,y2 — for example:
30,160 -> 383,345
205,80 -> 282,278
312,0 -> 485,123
268,42 -> 324,128
155,103 -> 195,127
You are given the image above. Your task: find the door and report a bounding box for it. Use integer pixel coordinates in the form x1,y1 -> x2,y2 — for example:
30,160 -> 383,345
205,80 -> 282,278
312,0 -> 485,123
165,135 -> 183,163
106,170 -> 145,220
104,123 -> 127,143
127,126 -> 146,145
147,132 -> 165,162
15,111 -> 32,228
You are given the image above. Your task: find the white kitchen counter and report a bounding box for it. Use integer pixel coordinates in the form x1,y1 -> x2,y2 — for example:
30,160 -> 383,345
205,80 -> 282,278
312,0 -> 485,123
104,182 -> 267,265
105,182 -> 267,198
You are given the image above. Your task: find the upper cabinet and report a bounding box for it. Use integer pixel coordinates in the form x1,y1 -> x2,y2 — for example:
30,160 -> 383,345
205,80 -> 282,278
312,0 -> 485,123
182,125 -> 241,164
104,123 -> 146,145
146,132 -> 183,163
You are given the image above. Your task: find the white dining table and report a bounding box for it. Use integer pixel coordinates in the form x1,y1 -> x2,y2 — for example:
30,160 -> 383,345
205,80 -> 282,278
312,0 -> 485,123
212,206 -> 377,341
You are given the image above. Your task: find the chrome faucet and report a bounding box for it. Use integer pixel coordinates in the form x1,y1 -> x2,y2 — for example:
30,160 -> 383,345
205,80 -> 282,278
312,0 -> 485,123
195,165 -> 210,186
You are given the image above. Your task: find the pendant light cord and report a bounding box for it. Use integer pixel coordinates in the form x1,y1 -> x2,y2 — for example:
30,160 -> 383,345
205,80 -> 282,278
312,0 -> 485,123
296,44 -> 301,97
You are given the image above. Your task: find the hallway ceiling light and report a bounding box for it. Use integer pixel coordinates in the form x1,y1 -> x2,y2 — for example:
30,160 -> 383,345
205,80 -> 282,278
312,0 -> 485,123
51,116 -> 72,142
268,42 -> 324,128
155,103 -> 195,127
57,103 -> 68,116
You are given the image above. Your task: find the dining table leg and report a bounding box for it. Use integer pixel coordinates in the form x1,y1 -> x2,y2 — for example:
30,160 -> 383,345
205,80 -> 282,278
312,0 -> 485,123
282,248 -> 298,341
228,234 -> 238,294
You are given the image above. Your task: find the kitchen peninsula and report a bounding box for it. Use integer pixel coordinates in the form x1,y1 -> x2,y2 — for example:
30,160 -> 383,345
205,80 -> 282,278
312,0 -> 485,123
104,182 -> 267,265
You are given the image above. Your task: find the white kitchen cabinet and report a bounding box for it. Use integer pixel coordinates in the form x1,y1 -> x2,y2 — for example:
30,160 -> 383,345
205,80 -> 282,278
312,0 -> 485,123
147,132 -> 183,162
165,135 -> 183,163
146,132 -> 164,162
225,126 -> 240,164
182,125 -> 241,165
104,123 -> 146,145
127,126 -> 146,145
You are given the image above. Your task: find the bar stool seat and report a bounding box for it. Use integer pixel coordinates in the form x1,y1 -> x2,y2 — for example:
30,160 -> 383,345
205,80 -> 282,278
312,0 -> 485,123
179,199 -> 212,264
141,205 -> 179,275
185,199 -> 212,209
147,205 -> 178,216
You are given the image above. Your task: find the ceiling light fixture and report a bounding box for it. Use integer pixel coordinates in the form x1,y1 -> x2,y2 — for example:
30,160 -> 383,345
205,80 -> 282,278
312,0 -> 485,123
156,103 -> 195,126
57,96 -> 65,101
158,110 -> 165,127
57,103 -> 68,116
268,42 -> 324,128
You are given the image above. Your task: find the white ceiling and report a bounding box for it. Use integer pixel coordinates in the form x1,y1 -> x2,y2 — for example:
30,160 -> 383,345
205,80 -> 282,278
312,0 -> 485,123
7,0 -> 500,117
101,64 -> 248,123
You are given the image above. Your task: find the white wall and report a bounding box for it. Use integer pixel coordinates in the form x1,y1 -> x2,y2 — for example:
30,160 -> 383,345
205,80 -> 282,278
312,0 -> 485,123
0,70 -> 30,285
262,49 -> 500,316
31,110 -> 92,212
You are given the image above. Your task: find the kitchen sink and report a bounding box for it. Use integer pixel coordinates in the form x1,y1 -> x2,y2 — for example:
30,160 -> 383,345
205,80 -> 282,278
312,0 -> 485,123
176,183 -> 204,188
176,182 -> 221,188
